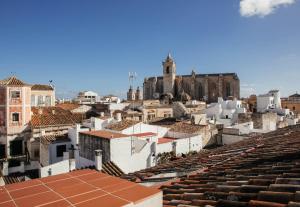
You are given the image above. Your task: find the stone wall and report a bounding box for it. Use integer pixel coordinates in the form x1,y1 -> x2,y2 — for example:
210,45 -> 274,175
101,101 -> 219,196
144,73 -> 240,103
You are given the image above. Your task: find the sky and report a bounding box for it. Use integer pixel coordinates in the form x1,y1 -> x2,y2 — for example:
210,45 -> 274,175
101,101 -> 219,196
0,0 -> 299,99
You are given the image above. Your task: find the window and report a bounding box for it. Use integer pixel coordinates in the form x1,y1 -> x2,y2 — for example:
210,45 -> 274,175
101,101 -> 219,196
45,96 -> 51,106
56,145 -> 66,157
37,96 -> 44,106
31,95 -> 36,106
12,113 -> 19,122
293,106 -> 296,111
0,144 -> 5,159
226,83 -> 231,97
11,91 -> 20,99
166,66 -> 170,74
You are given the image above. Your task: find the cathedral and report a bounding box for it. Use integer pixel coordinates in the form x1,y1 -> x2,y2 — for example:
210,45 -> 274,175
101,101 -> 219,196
142,54 -> 240,103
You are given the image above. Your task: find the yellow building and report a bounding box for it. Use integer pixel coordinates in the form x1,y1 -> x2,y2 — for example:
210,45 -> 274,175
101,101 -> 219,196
282,93 -> 300,114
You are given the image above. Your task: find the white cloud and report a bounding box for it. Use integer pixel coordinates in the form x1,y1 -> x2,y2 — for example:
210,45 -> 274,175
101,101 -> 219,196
240,0 -> 296,17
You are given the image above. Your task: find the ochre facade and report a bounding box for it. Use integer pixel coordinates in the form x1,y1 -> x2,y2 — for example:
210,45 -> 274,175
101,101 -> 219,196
143,54 -> 240,103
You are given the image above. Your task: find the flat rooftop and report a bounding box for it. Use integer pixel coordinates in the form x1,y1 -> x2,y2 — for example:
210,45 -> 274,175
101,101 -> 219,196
0,169 -> 161,207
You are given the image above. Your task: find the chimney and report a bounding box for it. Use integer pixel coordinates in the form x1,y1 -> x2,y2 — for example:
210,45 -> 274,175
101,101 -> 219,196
2,161 -> 8,176
116,113 -> 122,122
52,110 -> 55,115
94,150 -> 102,171
100,112 -> 104,117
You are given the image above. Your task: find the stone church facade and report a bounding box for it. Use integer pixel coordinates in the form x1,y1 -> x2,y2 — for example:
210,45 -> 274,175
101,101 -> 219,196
143,54 -> 240,103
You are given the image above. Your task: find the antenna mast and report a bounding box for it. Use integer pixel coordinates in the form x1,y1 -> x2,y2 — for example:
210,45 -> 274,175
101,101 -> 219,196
129,72 -> 137,155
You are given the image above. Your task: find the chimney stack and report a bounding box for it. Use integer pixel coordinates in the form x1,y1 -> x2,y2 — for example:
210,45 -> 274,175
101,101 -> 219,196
94,150 -> 102,171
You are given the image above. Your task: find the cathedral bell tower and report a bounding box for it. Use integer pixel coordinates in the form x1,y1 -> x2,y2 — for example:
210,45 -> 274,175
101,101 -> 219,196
163,53 -> 176,95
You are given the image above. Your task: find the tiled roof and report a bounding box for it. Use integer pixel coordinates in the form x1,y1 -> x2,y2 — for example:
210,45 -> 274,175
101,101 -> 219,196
0,170 -> 39,185
158,137 -> 176,144
0,76 -> 29,86
56,103 -> 81,111
31,107 -> 84,128
102,161 -> 124,177
123,125 -> 300,207
80,130 -> 130,139
39,134 -> 70,145
0,169 -> 161,207
31,84 -> 54,91
106,120 -> 140,131
151,118 -> 207,134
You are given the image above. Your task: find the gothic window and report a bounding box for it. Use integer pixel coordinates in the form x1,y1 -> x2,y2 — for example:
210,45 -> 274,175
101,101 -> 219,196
199,83 -> 203,98
166,66 -> 170,74
226,82 -> 231,97
209,82 -> 217,102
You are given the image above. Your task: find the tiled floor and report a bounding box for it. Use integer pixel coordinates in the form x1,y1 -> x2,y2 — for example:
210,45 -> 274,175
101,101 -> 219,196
0,169 -> 161,207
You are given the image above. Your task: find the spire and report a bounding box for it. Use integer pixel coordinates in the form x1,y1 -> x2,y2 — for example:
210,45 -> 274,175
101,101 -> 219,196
166,52 -> 173,61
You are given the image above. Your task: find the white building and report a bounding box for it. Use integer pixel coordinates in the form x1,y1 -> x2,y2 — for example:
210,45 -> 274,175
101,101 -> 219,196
204,97 -> 246,126
257,90 -> 282,113
76,120 -> 203,173
76,91 -> 100,104
257,90 -> 298,125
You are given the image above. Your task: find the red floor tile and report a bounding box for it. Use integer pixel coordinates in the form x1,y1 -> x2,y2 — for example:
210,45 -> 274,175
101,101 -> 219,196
14,191 -> 61,207
68,189 -> 107,204
74,194 -> 130,207
9,184 -> 49,199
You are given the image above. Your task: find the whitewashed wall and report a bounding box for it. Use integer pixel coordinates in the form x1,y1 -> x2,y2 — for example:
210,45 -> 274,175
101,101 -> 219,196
121,123 -> 169,138
110,137 -> 154,173
40,159 -> 70,178
156,142 -> 173,154
222,134 -> 250,145
48,142 -> 72,165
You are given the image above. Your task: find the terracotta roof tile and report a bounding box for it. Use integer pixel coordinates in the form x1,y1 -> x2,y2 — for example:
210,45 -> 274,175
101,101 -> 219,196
130,132 -> 157,137
158,137 -> 176,144
0,76 -> 29,86
31,107 -> 84,128
122,125 -> 300,207
31,84 -> 54,91
80,130 -> 130,139
56,103 -> 80,111
39,134 -> 70,145
106,120 -> 140,131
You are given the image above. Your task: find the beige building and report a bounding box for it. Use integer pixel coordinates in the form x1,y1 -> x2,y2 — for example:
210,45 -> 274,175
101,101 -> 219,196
282,93 -> 300,114
31,84 -> 55,107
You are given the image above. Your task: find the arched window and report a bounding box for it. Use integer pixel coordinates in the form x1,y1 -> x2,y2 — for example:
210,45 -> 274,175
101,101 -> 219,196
199,83 -> 203,98
166,66 -> 170,74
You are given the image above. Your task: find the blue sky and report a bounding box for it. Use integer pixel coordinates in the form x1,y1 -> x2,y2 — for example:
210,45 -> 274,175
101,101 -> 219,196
0,0 -> 299,99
